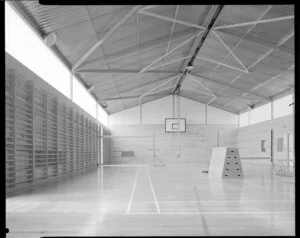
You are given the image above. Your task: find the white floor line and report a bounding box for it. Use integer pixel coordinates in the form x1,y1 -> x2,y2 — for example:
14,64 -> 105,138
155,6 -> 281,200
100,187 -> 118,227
126,165 -> 141,214
145,166 -> 161,213
127,211 -> 295,215
241,180 -> 295,197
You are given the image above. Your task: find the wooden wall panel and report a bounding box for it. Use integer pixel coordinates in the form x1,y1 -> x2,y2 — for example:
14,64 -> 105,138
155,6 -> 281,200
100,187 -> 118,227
5,53 -> 108,191
109,124 -> 238,165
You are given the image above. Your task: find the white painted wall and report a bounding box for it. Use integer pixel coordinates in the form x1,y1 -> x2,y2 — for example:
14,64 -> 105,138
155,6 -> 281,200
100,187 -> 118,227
179,97 -> 206,124
143,96 -> 173,124
109,95 -> 238,125
239,111 -> 249,127
207,105 -> 238,125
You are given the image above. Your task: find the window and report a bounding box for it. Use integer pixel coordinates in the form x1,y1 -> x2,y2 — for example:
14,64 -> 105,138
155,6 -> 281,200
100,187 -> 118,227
251,103 -> 271,125
97,104 -> 108,127
73,77 -> 97,118
273,94 -> 293,119
5,2 -> 70,98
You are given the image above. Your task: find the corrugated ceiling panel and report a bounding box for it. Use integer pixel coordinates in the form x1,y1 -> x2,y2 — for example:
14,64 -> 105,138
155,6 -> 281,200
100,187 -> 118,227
261,5 -> 294,19
214,5 -> 269,27
177,5 -> 211,26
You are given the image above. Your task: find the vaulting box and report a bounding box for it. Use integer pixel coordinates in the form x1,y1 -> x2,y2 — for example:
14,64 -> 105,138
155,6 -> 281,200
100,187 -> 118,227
209,147 -> 243,178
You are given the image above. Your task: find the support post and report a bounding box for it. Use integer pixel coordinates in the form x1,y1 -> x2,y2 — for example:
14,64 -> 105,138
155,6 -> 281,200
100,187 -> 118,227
44,93 -> 48,178
172,94 -> 175,117
101,127 -> 103,165
153,130 -> 156,165
56,99 -> 59,176
70,73 -> 73,101
177,94 -> 180,119
271,130 -> 273,164
271,99 -> 274,120
248,108 -> 252,125
205,103 -> 208,124
30,81 -> 35,181
140,98 -> 142,125
64,105 -> 67,172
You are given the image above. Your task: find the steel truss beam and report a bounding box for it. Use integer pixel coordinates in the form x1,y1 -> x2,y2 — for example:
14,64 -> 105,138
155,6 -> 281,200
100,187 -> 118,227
98,74 -> 179,99
213,15 -> 294,30
99,93 -> 169,101
215,29 -> 294,56
138,10 -> 205,29
189,73 -> 269,101
76,28 -> 198,70
72,6 -> 142,72
171,5 -> 224,94
77,69 -> 180,74
223,65 -> 294,108
140,32 -> 201,73
206,6 -> 273,105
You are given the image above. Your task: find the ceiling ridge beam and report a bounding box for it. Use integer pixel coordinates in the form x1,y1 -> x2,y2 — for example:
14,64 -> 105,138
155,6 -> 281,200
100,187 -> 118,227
72,5 -> 142,72
172,5 -> 224,94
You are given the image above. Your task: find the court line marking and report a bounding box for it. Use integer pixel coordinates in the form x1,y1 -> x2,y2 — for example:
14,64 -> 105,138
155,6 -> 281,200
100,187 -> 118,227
145,166 -> 161,213
126,211 -> 295,215
126,165 -> 141,214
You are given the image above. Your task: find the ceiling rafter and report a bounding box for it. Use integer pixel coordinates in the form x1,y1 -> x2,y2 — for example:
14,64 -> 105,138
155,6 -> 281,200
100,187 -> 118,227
138,9 -> 205,29
72,5 -> 142,72
140,32 -> 201,73
189,73 -> 269,101
207,5 -> 273,105
223,64 -> 294,107
97,74 -> 179,100
213,15 -> 294,30
77,69 -> 180,74
161,5 -> 180,74
172,5 -> 225,94
77,28 -> 198,69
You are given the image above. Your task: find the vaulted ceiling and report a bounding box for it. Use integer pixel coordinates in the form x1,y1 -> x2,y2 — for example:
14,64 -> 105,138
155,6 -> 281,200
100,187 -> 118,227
10,3 -> 294,114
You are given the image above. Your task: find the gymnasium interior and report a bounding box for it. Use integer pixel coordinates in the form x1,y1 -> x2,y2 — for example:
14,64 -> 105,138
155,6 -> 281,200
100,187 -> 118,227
5,3 -> 295,237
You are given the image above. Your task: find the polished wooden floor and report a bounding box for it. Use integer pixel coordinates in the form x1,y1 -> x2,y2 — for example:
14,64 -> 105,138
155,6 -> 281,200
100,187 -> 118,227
6,161 -> 295,237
